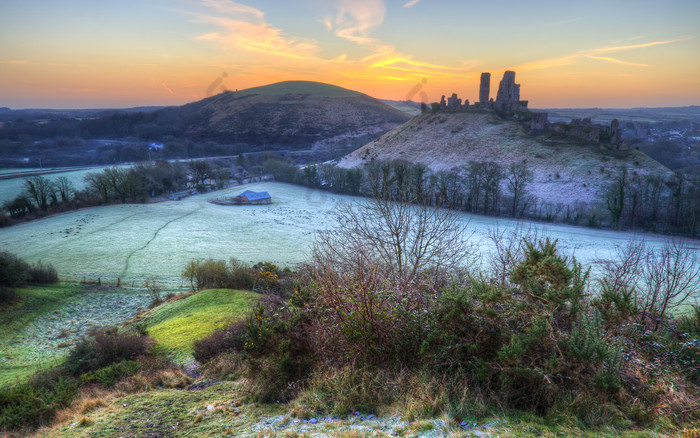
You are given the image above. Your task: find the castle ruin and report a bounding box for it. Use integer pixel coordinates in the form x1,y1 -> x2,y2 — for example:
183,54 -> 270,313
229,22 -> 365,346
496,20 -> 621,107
422,70 -> 624,148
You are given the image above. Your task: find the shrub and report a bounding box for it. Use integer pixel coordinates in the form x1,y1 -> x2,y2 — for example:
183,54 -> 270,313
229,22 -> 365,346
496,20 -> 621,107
678,305 -> 700,337
143,276 -> 162,304
0,252 -> 58,289
29,260 -> 58,284
193,320 -> 248,363
0,251 -> 31,286
593,280 -> 638,327
65,328 -> 152,376
0,370 -> 78,431
81,360 -> 140,387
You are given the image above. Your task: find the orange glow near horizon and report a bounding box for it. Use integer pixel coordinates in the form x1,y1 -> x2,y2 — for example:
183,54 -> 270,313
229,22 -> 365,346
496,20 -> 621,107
1,0 -> 698,109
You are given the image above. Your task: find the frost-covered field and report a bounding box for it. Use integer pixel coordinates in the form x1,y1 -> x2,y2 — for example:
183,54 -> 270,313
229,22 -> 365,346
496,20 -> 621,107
0,181 -> 697,288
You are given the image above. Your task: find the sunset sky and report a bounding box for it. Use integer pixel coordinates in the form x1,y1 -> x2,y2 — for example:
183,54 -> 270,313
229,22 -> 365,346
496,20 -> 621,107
1,0 -> 699,109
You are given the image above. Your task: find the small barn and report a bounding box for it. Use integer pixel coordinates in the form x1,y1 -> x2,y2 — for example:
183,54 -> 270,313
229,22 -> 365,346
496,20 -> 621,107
232,190 -> 271,205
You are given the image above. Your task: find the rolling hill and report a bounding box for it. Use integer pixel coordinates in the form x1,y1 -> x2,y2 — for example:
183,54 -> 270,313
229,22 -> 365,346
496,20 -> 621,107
338,110 -> 675,209
109,81 -> 410,150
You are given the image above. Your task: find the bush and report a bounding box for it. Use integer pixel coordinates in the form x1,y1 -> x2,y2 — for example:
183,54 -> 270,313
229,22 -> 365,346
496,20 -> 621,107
0,252 -> 58,290
0,251 -> 31,286
181,258 -> 275,291
193,320 -> 247,363
65,328 -> 152,376
81,360 -> 140,387
29,260 -> 58,283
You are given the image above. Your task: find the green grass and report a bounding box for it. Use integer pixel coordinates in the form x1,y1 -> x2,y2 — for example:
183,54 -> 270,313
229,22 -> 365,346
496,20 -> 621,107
143,289 -> 259,360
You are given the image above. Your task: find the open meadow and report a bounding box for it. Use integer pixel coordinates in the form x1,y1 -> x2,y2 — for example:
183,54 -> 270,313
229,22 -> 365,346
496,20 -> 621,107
1,181 -> 698,288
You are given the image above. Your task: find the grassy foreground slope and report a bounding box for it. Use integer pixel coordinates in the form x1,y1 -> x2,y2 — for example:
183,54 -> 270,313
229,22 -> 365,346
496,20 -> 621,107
136,289 -> 259,360
33,381 -> 683,437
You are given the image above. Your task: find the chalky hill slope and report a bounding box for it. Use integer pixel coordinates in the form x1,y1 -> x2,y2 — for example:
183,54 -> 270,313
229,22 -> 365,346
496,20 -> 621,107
339,71 -> 674,209
155,80 -> 410,149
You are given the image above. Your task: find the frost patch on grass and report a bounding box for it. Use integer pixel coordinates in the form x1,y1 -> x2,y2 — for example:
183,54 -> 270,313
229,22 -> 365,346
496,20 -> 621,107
1,287 -> 151,373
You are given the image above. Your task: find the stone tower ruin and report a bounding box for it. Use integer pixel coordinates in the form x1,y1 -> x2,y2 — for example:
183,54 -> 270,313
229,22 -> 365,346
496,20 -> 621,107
495,70 -> 521,111
479,72 -> 491,106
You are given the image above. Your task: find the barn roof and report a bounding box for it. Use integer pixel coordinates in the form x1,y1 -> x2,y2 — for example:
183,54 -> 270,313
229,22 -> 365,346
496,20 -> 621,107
239,190 -> 271,201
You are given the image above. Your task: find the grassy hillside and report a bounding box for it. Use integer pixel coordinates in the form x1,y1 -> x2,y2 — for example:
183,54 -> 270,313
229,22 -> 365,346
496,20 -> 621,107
338,111 -> 674,209
135,289 -> 259,360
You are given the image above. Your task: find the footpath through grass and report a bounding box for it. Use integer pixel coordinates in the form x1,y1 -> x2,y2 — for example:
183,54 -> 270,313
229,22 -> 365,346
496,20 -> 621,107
139,288 -> 259,361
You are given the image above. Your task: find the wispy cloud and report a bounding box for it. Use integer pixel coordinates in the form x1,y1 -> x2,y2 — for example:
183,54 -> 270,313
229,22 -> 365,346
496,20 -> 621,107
403,0 -> 423,8
326,0 -> 386,46
516,37 -> 689,72
609,35 -> 643,45
194,0 -> 320,59
193,0 -> 473,84
587,56 -> 650,68
8,60 -> 29,64
162,83 -> 175,94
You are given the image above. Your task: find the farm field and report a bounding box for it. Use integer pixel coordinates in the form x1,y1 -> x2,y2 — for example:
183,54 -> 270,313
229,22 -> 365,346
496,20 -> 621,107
1,181 -> 697,288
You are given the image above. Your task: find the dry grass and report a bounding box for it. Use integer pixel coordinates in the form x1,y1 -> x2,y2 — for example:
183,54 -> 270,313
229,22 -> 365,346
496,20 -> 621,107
53,386 -> 112,426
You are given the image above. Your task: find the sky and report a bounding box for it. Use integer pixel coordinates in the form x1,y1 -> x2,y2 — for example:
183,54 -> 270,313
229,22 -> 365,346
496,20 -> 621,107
1,0 -> 699,109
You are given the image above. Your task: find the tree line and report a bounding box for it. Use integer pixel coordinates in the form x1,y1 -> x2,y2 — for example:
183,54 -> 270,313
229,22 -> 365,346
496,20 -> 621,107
0,159 -> 253,226
262,157 -> 700,237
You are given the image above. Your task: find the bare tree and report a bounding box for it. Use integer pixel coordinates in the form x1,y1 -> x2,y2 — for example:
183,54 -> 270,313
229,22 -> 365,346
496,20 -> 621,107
84,171 -> 111,202
506,162 -> 533,217
53,176 -> 74,203
189,160 -> 211,186
314,194 -> 476,293
24,175 -> 54,210
143,276 -> 162,304
638,239 -> 700,330
595,238 -> 646,293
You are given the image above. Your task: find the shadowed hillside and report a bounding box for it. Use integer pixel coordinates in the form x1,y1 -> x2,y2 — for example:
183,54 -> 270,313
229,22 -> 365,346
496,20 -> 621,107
161,81 -> 410,148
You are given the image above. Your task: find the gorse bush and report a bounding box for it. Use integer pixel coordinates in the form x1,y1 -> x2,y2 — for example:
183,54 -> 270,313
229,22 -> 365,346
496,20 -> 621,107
0,368 -> 79,431
182,258 -> 296,294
